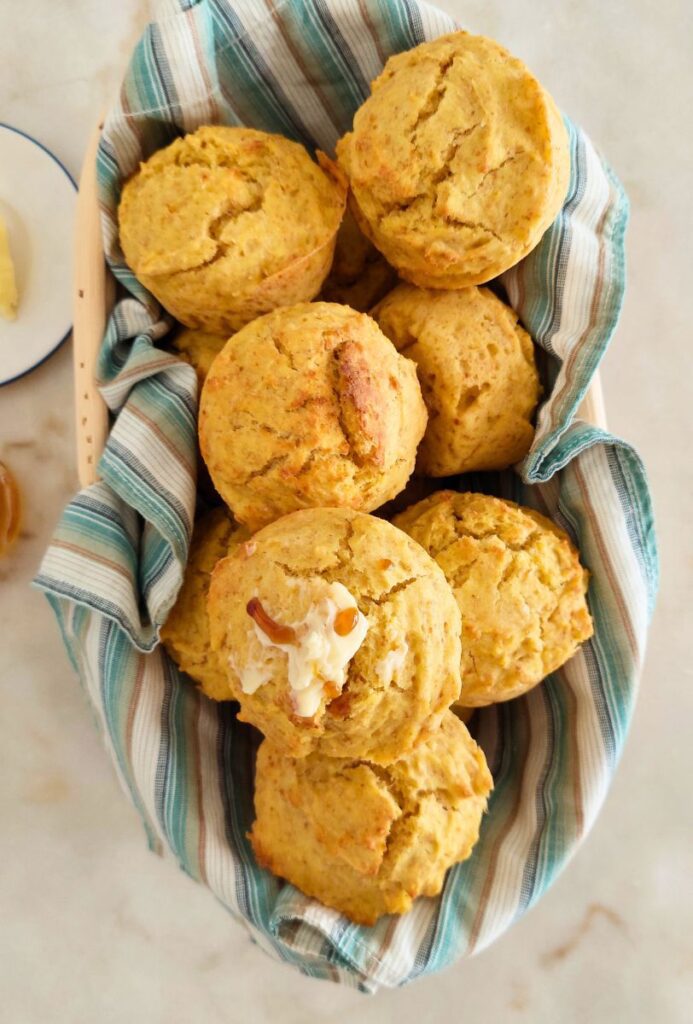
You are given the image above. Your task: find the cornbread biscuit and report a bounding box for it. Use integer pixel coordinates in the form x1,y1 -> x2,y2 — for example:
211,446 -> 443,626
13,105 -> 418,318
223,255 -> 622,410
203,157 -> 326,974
337,32 -> 570,288
320,209 -> 397,312
171,328 -> 228,387
199,302 -> 427,530
393,491 -> 593,706
250,712 -> 492,924
119,126 -> 346,332
160,508 -> 249,700
208,507 -> 462,762
373,283 -> 540,475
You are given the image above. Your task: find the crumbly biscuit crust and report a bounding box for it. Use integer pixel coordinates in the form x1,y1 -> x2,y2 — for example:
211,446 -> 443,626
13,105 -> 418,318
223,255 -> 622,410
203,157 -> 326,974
373,283 -> 540,475
119,126 -> 346,331
199,302 -> 427,529
394,491 -> 593,706
250,713 -> 492,924
337,32 -> 569,288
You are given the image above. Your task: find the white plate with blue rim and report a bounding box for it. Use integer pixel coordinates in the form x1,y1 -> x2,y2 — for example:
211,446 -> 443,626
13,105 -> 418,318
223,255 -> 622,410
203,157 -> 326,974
0,123 -> 77,386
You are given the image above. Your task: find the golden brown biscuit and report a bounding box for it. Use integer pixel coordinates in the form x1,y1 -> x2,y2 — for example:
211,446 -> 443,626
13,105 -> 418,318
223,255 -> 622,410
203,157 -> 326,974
393,491 -> 593,706
250,712 -> 492,925
337,32 -> 570,288
373,283 -> 540,475
199,302 -> 427,530
160,508 -> 250,700
171,328 -> 229,388
118,126 -> 346,332
320,209 -> 397,312
208,507 -> 461,762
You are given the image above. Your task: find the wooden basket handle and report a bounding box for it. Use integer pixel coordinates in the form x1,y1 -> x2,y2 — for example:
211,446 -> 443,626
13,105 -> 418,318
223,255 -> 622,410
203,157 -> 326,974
73,117 -> 113,488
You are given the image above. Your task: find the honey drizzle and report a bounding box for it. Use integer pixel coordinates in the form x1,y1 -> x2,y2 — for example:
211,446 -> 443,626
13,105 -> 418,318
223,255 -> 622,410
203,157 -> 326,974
333,606 -> 359,636
246,598 -> 296,644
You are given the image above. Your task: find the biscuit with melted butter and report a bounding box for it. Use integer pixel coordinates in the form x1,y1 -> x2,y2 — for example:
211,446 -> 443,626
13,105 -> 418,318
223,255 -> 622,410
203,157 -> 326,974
208,507 -> 461,762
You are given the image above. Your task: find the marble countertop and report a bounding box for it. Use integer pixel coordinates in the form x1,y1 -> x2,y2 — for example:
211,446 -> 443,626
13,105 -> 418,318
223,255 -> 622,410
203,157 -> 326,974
1,2 -> 690,1021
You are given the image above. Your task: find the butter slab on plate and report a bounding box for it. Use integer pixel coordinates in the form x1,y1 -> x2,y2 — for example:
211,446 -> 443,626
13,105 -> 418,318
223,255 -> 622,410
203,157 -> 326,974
0,211 -> 18,320
0,124 -> 76,386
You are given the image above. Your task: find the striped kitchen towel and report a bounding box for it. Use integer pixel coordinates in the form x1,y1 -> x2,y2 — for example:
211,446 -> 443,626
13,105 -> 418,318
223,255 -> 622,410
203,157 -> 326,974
35,0 -> 658,992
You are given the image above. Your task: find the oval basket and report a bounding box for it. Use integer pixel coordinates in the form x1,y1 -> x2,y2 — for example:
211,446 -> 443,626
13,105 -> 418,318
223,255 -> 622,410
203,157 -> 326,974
37,0 -> 657,993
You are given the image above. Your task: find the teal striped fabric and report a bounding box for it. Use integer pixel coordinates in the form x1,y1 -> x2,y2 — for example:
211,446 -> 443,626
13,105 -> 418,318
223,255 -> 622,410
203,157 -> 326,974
35,0 -> 658,991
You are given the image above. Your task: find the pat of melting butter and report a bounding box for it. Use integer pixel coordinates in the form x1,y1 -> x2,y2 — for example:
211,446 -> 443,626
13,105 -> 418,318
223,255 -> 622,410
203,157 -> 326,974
233,581 -> 369,718
0,213 -> 18,321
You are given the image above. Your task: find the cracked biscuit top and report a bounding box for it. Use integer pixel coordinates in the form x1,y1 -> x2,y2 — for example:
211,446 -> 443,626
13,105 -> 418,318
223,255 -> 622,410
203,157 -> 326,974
198,302 -> 427,530
118,126 -> 347,332
250,711 -> 492,924
373,282 -> 541,475
207,507 -> 462,762
393,491 -> 594,707
336,32 -> 570,289
160,508 -> 250,701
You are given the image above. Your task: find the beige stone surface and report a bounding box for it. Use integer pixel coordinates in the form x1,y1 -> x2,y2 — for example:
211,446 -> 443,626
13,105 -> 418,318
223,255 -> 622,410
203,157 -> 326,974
1,3 -> 690,1022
